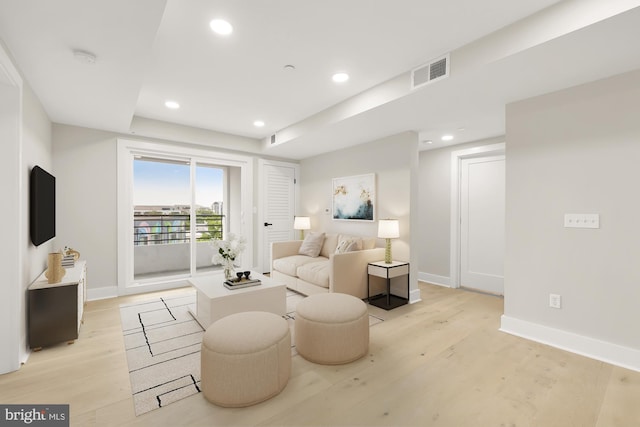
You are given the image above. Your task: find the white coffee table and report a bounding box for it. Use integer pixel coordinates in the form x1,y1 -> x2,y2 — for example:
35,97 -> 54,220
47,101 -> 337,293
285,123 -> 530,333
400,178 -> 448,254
188,271 -> 286,329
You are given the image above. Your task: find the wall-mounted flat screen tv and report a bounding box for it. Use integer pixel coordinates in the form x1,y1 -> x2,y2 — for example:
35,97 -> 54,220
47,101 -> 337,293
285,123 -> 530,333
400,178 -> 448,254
30,165 -> 56,246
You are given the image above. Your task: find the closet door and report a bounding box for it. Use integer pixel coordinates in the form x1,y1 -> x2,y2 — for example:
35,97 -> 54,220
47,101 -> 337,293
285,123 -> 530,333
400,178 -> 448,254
460,155 -> 505,295
262,162 -> 296,273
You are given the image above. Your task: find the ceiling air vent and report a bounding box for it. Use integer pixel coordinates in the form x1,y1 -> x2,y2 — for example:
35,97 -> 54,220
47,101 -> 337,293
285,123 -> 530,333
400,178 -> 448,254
270,134 -> 276,144
411,53 -> 450,90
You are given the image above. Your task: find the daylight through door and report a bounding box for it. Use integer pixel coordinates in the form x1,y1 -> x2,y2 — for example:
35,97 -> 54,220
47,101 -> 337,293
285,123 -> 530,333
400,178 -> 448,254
132,156 -> 226,281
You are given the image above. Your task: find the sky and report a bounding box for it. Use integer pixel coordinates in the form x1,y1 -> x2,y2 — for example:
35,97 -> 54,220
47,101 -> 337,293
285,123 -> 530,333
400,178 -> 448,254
133,159 -> 223,207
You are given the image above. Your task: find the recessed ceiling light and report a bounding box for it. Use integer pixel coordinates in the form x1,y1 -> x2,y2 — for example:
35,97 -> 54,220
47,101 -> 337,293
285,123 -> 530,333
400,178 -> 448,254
423,140 -> 433,144
253,120 -> 265,127
332,72 -> 349,83
165,100 -> 180,109
210,19 -> 233,35
441,134 -> 454,141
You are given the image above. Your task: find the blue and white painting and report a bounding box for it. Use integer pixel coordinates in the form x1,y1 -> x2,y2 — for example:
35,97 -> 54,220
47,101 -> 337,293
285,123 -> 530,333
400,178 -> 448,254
332,174 -> 375,221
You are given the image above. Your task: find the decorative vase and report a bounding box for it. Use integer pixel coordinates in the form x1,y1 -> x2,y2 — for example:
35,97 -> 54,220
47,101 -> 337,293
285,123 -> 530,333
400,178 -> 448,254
223,258 -> 235,281
45,252 -> 65,284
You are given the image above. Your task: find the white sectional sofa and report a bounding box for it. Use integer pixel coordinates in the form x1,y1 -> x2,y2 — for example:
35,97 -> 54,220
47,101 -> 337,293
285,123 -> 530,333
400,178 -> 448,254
270,233 -> 385,299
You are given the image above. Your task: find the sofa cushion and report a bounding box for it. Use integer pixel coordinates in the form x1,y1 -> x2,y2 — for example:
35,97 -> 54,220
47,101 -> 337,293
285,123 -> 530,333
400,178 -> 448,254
362,237 -> 377,250
298,232 -> 325,257
296,261 -> 330,289
320,234 -> 338,258
273,255 -> 328,277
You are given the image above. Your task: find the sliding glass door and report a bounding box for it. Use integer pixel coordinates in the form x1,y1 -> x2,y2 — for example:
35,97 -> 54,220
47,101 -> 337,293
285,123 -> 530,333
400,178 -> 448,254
131,156 -> 226,281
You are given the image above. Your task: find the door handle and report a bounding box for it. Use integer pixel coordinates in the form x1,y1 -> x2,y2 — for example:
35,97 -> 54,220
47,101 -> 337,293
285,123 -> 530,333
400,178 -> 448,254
264,222 -> 273,227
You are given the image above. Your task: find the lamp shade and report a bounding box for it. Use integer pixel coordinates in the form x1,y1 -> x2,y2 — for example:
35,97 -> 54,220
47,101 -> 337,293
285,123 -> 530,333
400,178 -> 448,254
377,219 -> 399,239
293,216 -> 311,230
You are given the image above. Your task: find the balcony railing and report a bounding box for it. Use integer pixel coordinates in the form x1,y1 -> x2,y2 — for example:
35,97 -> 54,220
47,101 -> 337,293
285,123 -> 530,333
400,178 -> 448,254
134,213 -> 224,245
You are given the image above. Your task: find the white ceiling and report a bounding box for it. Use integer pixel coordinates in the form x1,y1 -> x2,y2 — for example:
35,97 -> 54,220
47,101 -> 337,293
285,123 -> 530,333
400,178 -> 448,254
1,1 -> 639,160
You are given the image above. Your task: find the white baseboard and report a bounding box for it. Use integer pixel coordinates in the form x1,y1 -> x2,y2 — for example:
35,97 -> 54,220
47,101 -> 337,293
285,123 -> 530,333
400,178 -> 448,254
88,280 -> 196,301
87,286 -> 118,301
500,315 -> 640,373
418,272 -> 451,288
409,288 -> 422,304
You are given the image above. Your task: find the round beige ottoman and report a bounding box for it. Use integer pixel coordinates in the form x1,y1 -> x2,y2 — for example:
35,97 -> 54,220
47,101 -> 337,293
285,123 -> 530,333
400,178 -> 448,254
201,311 -> 291,407
295,293 -> 369,365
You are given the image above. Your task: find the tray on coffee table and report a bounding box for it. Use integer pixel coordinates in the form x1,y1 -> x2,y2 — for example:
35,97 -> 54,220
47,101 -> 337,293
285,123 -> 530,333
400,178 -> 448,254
223,278 -> 261,290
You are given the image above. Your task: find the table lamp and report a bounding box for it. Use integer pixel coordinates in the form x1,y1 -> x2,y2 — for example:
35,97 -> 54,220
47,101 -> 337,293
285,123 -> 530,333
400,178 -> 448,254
293,216 -> 311,240
377,219 -> 399,264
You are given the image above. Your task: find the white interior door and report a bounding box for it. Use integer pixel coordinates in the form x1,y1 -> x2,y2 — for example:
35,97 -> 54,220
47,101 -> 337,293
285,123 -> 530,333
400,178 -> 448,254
262,163 -> 296,273
460,155 -> 505,295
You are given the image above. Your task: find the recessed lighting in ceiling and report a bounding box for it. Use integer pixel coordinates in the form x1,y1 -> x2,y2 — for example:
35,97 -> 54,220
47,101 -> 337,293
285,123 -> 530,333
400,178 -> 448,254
165,100 -> 180,109
253,120 -> 265,127
210,19 -> 233,35
422,140 -> 433,144
441,134 -> 454,141
332,72 -> 349,83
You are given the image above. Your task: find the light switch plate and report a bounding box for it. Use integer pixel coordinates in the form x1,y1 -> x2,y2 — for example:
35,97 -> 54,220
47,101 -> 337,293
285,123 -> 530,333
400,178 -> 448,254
549,293 -> 562,309
564,213 -> 599,229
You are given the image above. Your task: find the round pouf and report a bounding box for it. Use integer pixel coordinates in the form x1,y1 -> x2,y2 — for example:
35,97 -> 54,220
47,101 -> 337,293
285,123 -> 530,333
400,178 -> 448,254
201,311 -> 291,407
295,293 -> 369,365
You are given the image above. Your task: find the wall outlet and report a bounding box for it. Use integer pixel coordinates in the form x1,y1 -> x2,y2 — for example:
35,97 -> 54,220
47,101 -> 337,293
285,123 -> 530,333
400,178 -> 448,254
549,293 -> 562,309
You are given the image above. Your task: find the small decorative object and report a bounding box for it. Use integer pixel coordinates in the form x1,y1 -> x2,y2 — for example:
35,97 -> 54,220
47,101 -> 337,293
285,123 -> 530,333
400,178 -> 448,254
378,219 -> 400,264
211,233 -> 247,281
65,246 -> 80,260
61,246 -> 79,267
243,271 -> 251,279
236,272 -> 244,281
293,216 -> 311,240
45,252 -> 65,284
332,173 -> 375,221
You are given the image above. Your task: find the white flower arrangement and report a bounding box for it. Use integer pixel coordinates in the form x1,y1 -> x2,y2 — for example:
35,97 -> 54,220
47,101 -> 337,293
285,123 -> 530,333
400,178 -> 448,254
211,233 -> 247,266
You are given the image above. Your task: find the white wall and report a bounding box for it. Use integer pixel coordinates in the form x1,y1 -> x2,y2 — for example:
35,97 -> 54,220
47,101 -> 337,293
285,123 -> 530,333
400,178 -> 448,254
22,83 -> 54,278
299,131 -> 421,302
53,125 -> 118,296
0,41 -> 53,373
502,69 -> 640,370
0,47 -> 23,374
20,84 -> 54,359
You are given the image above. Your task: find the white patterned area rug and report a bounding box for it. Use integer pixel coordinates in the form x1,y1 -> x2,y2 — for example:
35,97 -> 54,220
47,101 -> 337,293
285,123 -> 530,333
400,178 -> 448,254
119,291 -> 202,416
119,289 -> 384,416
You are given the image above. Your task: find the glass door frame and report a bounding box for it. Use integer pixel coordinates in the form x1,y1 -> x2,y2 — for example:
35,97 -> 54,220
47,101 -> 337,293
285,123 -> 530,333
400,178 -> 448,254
192,161 -> 229,276
117,138 -> 254,295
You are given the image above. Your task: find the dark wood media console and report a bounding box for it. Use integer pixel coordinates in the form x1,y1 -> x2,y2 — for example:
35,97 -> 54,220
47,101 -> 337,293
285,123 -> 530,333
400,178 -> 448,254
28,261 -> 86,350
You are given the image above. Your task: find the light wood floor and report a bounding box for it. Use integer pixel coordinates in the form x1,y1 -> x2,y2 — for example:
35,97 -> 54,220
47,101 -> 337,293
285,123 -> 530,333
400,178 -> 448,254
1,282 -> 639,426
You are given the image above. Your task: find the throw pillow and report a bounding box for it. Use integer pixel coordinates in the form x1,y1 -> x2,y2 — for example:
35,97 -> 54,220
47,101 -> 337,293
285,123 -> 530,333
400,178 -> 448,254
335,238 -> 358,254
337,234 -> 363,251
298,232 -> 325,257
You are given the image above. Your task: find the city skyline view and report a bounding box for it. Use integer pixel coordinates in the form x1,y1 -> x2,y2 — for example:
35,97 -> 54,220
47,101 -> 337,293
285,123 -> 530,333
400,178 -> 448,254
133,158 -> 224,208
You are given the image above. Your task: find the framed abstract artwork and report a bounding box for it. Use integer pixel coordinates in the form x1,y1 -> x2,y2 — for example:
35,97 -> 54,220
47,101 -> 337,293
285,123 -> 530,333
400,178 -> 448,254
332,173 -> 375,221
